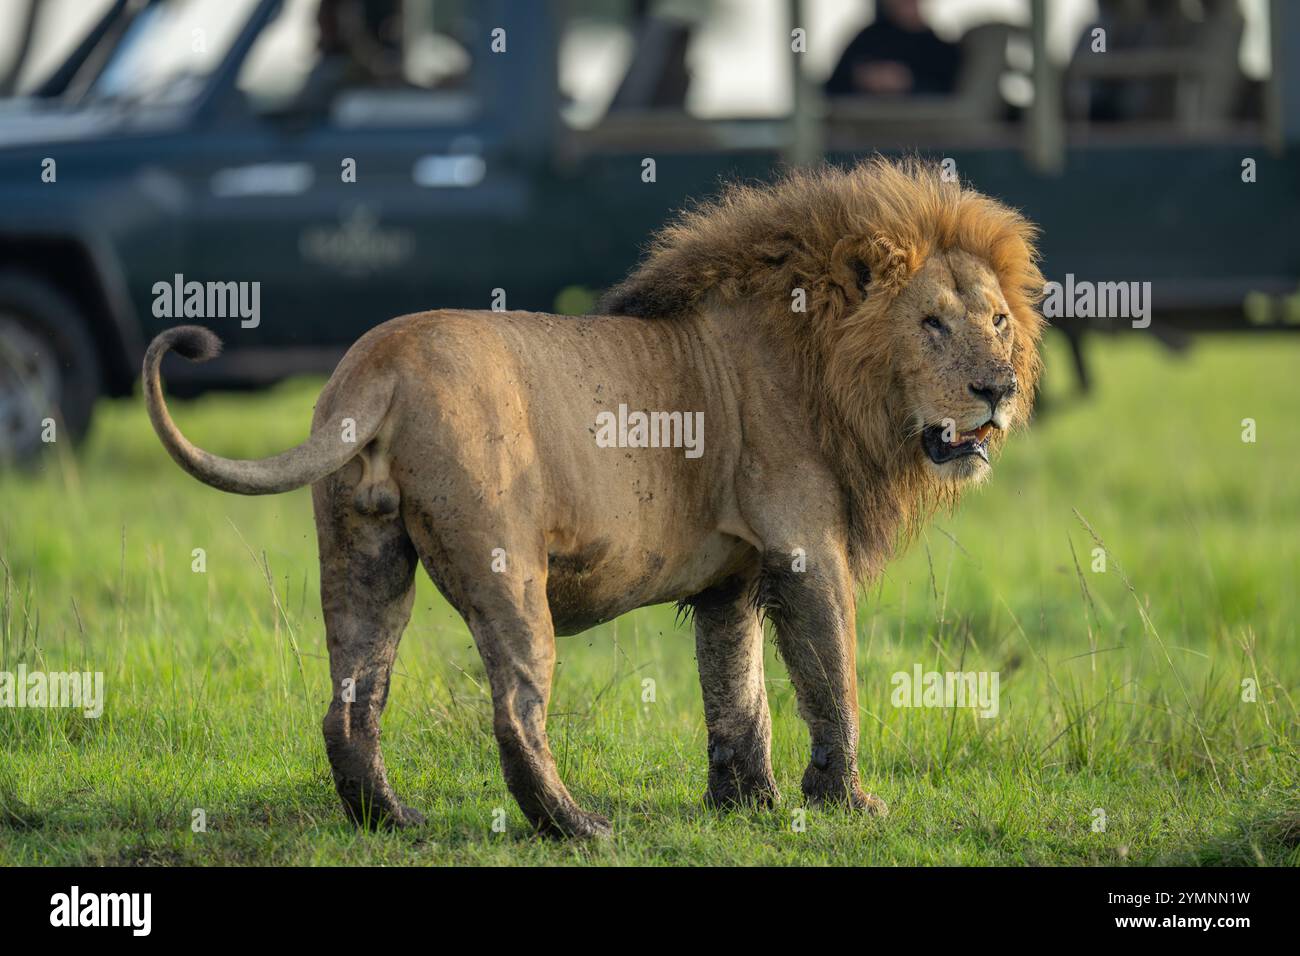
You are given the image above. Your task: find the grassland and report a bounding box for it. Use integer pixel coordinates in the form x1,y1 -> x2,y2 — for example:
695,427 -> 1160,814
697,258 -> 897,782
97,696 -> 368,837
0,333 -> 1296,865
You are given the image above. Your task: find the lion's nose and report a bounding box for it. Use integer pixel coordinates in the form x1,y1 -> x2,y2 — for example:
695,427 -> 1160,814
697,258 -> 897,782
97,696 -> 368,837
969,374 -> 1017,412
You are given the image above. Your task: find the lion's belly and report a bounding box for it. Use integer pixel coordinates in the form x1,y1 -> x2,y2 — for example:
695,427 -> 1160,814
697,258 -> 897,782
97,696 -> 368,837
545,530 -> 754,636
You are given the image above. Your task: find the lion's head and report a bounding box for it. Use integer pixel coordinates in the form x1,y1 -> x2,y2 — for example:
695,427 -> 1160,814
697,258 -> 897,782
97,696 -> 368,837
858,245 -> 1030,484
600,157 -> 1045,573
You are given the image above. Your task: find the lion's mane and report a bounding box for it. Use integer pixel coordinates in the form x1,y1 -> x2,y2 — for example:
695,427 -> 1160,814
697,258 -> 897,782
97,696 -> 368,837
600,157 -> 1045,579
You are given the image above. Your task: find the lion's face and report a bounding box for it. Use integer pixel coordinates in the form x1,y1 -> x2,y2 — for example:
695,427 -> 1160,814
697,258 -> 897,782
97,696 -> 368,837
889,249 -> 1022,483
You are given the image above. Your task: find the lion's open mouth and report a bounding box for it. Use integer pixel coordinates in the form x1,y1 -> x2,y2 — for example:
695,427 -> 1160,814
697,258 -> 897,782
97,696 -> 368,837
922,422 -> 996,465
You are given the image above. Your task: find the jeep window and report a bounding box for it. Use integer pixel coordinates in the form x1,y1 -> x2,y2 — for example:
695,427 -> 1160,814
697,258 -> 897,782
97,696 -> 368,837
84,0 -> 262,107
237,0 -> 479,127
559,0 -> 795,130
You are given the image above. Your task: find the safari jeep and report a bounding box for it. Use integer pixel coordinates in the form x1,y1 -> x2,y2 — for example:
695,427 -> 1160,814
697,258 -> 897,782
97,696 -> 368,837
1,0 -> 1296,460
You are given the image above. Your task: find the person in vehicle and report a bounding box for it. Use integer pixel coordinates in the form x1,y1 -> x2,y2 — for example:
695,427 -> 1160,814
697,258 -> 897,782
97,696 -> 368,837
287,0 -> 423,114
1067,0 -> 1246,123
316,0 -> 405,89
824,0 -> 961,98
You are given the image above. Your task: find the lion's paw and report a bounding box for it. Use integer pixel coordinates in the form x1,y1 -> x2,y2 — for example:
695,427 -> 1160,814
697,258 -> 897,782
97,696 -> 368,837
704,775 -> 781,811
538,807 -> 613,840
852,791 -> 889,817
390,803 -> 428,828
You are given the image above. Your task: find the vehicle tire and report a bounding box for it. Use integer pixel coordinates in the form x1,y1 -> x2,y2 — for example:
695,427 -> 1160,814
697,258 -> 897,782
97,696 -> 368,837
0,271 -> 102,463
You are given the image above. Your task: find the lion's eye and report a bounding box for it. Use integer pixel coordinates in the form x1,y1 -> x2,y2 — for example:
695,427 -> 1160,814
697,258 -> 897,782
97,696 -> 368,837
922,316 -> 948,334
993,313 -> 1008,329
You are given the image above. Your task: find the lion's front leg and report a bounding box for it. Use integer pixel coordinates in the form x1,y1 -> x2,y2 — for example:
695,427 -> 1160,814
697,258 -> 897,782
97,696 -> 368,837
760,552 -> 887,817
690,574 -> 779,809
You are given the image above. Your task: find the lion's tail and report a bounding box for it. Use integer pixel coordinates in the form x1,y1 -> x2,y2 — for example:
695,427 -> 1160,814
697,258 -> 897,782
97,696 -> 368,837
143,326 -> 386,496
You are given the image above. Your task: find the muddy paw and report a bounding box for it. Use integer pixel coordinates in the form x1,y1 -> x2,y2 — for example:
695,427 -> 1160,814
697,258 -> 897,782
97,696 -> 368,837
803,785 -> 889,817
801,763 -> 888,817
341,793 -> 426,831
538,807 -> 613,840
388,803 -> 427,829
704,773 -> 781,810
850,790 -> 889,817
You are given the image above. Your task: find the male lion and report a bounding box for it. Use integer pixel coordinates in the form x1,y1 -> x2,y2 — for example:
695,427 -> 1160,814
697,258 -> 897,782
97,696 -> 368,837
144,158 -> 1043,838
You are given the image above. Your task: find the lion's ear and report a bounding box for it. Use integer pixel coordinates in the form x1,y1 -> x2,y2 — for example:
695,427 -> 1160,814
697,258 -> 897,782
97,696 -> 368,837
851,256 -> 871,290
830,237 -> 874,297
866,233 -> 917,293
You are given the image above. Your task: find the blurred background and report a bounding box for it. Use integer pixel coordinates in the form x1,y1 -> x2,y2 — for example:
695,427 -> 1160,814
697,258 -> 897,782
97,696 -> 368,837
0,0 -> 1297,456
1,1 -> 1297,865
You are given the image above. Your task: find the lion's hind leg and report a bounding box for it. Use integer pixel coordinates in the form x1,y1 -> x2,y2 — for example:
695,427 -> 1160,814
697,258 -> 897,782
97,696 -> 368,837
403,510 -> 611,839
313,471 -> 424,830
466,593 -> 612,839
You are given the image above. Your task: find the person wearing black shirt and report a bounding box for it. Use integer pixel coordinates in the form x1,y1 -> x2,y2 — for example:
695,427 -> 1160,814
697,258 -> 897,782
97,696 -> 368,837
825,0 -> 961,98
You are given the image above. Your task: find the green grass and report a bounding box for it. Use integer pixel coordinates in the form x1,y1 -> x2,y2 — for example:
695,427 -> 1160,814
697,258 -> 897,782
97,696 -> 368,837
1,332 -> 1297,865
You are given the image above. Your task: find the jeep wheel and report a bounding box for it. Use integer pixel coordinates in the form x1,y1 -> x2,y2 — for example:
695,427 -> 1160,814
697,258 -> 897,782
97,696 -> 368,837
0,273 -> 101,464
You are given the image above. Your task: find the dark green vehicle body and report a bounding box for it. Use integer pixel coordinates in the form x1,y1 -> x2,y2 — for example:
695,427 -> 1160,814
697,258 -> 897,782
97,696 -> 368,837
0,0 -> 1297,410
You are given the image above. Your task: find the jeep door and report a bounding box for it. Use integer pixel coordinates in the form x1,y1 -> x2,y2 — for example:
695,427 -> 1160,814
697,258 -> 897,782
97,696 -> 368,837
183,0 -> 547,360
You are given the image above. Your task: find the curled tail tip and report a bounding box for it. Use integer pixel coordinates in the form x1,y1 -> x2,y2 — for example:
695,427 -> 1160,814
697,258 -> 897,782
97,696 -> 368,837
151,325 -> 223,363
